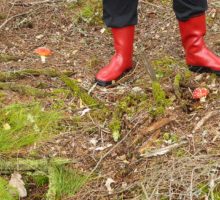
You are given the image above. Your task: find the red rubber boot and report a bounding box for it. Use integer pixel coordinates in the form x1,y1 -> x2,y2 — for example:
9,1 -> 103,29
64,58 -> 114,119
179,14 -> 220,75
95,26 -> 135,86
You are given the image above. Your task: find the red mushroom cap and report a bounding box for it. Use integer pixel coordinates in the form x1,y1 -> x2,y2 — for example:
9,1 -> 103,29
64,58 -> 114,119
192,88 -> 209,99
34,47 -> 52,56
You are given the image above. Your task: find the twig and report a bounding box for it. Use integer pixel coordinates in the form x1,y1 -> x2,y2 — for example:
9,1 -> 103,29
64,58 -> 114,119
89,121 -> 141,175
0,9 -> 34,30
192,110 -> 220,133
11,0 -> 65,7
141,183 -> 150,200
141,140 -> 188,157
140,53 -> 157,82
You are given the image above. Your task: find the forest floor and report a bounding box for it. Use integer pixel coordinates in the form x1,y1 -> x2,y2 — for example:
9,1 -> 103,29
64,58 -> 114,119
0,0 -> 220,199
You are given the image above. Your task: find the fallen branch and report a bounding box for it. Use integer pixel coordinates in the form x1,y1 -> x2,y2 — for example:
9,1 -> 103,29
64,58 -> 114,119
0,82 -> 49,97
11,0 -> 65,7
133,117 -> 174,144
138,129 -> 161,154
192,110 -> 220,133
0,158 -> 72,173
0,68 -> 74,82
141,140 -> 188,157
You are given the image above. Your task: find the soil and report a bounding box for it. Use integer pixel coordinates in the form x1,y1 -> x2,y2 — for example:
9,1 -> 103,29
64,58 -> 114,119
1,0 -> 220,199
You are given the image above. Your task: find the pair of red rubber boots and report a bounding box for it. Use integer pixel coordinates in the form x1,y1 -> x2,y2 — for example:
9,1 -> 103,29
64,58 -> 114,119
95,14 -> 220,86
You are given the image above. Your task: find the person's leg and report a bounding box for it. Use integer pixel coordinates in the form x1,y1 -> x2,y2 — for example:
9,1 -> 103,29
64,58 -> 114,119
95,0 -> 138,86
103,0 -> 138,28
173,0 -> 207,21
174,0 -> 220,74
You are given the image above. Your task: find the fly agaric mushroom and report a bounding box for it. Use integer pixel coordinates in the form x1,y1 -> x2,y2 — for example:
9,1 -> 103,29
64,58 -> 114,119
192,87 -> 209,102
34,47 -> 52,63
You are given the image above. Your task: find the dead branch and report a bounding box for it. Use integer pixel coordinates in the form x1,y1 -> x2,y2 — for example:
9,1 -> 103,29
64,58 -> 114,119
133,117 -> 175,144
0,82 -> 50,97
0,68 -> 74,82
138,129 -> 161,154
141,140 -> 188,157
10,0 -> 66,7
0,158 -> 72,173
192,110 -> 220,133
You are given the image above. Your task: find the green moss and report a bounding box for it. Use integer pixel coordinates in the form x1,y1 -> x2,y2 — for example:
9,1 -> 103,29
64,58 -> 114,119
175,149 -> 186,157
109,113 -> 121,142
0,82 -> 51,97
152,56 -> 178,79
71,0 -> 103,25
206,15 -> 215,26
173,73 -> 182,99
174,74 -> 181,87
86,55 -> 99,68
183,69 -> 192,81
197,182 -> 220,199
160,0 -> 171,5
0,91 -> 5,102
163,132 -> 178,143
118,92 -> 148,116
60,75 -> 102,107
0,158 -> 71,173
90,107 -> 110,122
61,76 -> 111,123
150,81 -> 171,117
0,14 -> 6,20
0,53 -> 18,63
109,92 -> 148,141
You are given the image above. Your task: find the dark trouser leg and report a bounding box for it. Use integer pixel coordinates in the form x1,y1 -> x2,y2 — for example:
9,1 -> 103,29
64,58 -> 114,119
103,0 -> 138,28
173,0 -> 208,21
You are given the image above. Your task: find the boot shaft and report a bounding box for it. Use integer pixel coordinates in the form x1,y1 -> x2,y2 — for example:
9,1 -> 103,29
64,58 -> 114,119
178,14 -> 207,53
112,26 -> 135,62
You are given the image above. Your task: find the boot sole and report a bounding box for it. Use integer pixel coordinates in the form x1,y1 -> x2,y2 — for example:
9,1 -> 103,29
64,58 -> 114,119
95,68 -> 132,87
189,66 -> 220,76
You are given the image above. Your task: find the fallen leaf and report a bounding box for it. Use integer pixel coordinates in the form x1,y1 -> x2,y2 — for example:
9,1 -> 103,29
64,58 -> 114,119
105,178 -> 115,194
79,108 -> 91,116
9,172 -> 27,198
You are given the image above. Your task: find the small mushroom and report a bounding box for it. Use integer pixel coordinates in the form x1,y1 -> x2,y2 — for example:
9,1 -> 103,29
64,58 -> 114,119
34,47 -> 52,63
192,87 -> 209,102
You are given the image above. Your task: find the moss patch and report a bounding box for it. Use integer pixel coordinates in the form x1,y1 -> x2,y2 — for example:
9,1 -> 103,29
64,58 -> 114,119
70,0 -> 103,25
149,81 -> 171,117
109,92 -> 148,141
